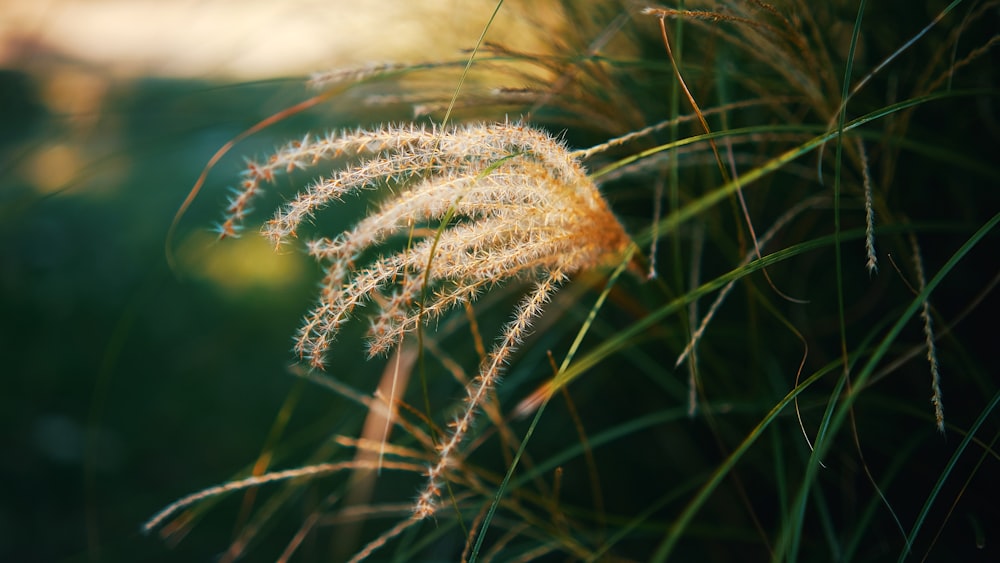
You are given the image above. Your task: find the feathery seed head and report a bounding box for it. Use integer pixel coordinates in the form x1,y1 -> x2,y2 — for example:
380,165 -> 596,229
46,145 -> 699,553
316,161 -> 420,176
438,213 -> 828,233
223,122 -> 630,369
222,121 -> 630,519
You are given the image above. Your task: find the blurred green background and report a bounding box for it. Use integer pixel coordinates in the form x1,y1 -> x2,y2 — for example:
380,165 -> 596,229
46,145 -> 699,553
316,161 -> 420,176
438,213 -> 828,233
1,73 -> 325,563
0,2 -> 493,561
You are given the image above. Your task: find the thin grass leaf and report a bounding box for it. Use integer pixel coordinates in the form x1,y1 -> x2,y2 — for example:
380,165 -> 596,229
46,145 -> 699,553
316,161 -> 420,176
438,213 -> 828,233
789,211 -> 1000,561
899,390 -> 1000,562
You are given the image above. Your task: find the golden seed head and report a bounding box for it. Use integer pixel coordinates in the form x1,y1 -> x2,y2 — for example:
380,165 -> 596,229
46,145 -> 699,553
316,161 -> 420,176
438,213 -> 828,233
224,121 -> 630,369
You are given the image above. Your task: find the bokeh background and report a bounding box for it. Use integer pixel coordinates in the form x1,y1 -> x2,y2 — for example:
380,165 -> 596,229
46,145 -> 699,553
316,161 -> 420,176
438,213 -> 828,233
1,2 -> 555,561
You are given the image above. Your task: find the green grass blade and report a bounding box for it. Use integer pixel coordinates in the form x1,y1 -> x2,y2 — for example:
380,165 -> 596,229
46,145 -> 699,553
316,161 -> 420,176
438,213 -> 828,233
792,211 -> 999,561
899,390 -> 1000,562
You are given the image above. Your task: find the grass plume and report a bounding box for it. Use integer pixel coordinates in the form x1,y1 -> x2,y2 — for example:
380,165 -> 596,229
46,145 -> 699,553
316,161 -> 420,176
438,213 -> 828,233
218,120 -> 630,519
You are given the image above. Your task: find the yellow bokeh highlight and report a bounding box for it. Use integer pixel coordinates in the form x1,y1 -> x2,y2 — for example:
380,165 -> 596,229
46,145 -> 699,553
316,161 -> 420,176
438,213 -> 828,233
179,231 -> 309,294
27,143 -> 83,194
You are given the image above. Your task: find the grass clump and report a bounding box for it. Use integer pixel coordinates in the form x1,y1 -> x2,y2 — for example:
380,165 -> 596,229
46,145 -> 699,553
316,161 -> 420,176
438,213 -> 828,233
145,1 -> 999,561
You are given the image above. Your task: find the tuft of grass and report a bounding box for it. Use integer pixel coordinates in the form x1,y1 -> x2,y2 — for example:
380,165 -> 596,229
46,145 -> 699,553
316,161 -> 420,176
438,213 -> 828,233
143,1 -> 999,561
